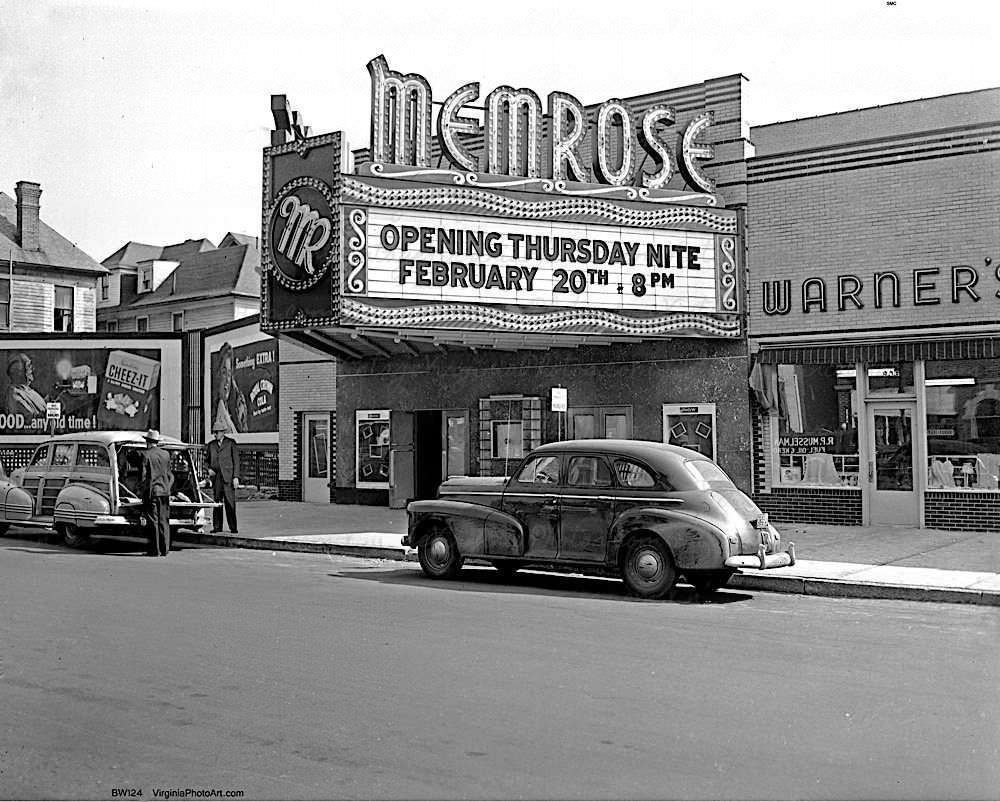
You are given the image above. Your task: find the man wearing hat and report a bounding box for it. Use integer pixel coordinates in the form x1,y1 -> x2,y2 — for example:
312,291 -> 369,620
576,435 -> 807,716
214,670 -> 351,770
141,429 -> 173,556
205,416 -> 240,534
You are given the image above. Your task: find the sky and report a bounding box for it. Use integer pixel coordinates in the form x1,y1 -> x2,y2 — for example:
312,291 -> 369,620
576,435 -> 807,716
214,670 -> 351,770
1,0 -> 997,263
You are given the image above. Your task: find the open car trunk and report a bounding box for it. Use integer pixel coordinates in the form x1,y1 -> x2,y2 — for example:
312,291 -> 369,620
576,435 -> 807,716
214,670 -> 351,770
115,444 -> 218,526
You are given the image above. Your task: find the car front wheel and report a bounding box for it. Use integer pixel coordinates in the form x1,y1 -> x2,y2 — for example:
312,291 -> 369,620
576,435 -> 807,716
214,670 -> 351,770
621,535 -> 676,599
417,525 -> 463,579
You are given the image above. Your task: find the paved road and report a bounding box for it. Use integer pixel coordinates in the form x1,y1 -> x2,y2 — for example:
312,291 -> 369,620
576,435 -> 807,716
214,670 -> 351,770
1,536 -> 997,801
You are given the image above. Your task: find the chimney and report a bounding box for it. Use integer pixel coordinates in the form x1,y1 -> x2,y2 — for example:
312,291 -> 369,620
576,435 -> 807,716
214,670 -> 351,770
15,181 -> 42,251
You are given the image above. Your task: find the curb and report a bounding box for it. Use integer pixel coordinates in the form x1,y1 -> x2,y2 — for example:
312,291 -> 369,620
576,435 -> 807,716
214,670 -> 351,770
4,527 -> 996,605
728,571 -> 1000,606
174,531 -> 414,562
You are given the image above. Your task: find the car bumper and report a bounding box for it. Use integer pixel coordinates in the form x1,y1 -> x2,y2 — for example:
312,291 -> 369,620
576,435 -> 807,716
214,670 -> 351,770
93,514 -> 210,529
725,542 -> 796,570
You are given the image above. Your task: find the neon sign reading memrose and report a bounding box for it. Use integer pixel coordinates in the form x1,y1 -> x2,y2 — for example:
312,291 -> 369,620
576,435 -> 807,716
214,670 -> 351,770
368,55 -> 717,193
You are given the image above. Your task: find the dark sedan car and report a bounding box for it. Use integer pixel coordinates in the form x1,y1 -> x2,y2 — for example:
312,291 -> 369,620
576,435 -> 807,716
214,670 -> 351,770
404,439 -> 795,599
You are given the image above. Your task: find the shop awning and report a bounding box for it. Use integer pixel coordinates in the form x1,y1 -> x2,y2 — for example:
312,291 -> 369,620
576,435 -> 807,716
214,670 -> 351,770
757,336 -> 1000,364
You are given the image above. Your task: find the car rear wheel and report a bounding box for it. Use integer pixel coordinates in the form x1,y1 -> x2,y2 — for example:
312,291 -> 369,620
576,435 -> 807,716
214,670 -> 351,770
417,525 -> 463,579
686,569 -> 734,598
59,522 -> 89,549
621,535 -> 676,599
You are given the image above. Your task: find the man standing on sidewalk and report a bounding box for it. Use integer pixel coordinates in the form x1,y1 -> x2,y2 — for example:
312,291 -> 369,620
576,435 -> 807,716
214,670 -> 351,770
206,418 -> 240,534
141,429 -> 173,556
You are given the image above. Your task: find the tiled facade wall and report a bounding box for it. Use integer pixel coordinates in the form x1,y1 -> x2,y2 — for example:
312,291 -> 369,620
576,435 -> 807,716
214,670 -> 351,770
925,492 -> 1000,532
277,412 -> 302,501
754,487 -> 864,526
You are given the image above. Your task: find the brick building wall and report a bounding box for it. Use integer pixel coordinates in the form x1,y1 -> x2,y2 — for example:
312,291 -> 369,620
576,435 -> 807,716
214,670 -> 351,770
748,118 -> 1000,338
276,338 -> 337,500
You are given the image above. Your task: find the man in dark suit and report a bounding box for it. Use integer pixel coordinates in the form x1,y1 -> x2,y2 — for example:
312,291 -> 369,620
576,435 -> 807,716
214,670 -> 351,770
141,429 -> 173,556
206,419 -> 240,533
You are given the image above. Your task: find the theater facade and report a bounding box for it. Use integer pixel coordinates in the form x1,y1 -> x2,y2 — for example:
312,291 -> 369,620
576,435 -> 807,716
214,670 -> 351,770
747,87 -> 1000,531
261,56 -> 754,506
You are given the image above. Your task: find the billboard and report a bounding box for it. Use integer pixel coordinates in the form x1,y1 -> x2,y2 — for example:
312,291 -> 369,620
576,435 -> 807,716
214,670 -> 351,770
0,336 -> 183,444
203,320 -> 279,445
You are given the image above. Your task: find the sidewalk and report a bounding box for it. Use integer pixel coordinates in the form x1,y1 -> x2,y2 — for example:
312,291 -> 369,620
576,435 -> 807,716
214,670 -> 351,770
169,501 -> 1000,606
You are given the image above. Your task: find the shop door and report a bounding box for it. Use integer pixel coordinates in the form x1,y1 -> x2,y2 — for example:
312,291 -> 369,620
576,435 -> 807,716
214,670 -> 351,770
444,409 -> 469,479
301,413 -> 330,503
414,410 -> 443,501
866,402 -> 919,525
389,411 -> 414,509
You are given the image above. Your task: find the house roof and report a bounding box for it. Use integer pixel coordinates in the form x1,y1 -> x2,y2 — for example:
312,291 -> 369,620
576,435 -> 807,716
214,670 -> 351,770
218,232 -> 259,248
128,242 -> 260,308
101,241 -> 163,270
0,191 -> 105,274
159,238 -> 215,262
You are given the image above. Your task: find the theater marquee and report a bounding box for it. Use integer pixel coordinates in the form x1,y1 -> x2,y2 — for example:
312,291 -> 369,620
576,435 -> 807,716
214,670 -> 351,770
261,55 -> 747,345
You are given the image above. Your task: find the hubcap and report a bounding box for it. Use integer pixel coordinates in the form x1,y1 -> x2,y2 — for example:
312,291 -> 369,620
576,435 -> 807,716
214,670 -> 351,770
428,536 -> 449,565
636,550 -> 661,580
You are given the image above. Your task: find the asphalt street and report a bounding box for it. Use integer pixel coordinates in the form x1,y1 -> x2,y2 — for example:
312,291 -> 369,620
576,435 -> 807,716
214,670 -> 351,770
1,536 -> 997,801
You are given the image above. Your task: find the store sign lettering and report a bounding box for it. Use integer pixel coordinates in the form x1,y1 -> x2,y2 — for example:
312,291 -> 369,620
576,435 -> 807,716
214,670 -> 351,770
778,435 -> 835,455
368,55 -> 716,192
761,264 -> 995,315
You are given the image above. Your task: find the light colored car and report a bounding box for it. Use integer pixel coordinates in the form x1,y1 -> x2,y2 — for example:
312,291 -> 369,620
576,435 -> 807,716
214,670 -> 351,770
0,431 -> 218,548
404,439 -> 795,599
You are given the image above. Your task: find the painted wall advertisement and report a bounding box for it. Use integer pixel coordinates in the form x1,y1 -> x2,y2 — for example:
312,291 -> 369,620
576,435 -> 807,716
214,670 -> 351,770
209,339 -> 278,435
0,347 -> 161,435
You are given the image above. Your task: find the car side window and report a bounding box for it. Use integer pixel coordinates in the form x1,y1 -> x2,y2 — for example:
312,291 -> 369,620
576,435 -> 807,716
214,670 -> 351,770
76,445 -> 111,470
614,459 -> 656,488
52,444 -> 75,467
29,446 -> 50,468
566,456 -> 613,487
515,455 -> 561,485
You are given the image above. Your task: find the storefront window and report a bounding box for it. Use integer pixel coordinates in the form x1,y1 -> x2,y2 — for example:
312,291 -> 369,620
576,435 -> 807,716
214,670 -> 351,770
925,358 -> 1000,491
867,363 -> 914,395
774,364 -> 859,487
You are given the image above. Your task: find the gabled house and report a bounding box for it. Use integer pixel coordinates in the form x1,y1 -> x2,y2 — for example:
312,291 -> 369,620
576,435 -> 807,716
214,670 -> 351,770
0,181 -> 105,332
97,233 -> 260,332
